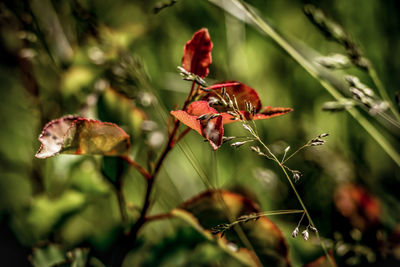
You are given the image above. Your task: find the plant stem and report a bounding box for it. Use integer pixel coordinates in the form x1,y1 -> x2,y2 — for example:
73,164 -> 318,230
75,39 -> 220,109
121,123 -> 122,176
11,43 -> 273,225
256,137 -> 335,267
109,82 -> 197,266
282,144 -> 308,164
116,187 -> 128,223
369,66 -> 400,122
121,155 -> 152,180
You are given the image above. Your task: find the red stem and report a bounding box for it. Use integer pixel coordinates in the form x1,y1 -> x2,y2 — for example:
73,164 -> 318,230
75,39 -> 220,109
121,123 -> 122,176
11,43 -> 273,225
121,155 -> 152,180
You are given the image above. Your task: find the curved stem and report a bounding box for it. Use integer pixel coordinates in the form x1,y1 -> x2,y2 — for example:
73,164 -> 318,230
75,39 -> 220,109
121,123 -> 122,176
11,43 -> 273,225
282,145 -> 308,164
121,155 -> 152,180
255,137 -> 334,267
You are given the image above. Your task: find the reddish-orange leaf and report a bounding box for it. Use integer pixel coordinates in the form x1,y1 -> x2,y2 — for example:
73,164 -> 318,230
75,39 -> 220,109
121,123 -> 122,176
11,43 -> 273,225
177,189 -> 290,267
204,82 -> 240,90
170,101 -> 223,150
221,107 -> 293,124
186,100 -> 219,116
202,81 -> 262,112
334,183 -> 381,231
35,116 -> 131,158
182,28 -> 213,78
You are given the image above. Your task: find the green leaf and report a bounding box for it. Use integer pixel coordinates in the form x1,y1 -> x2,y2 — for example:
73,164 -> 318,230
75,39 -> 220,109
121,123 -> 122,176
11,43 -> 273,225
30,245 -> 90,267
31,244 -> 65,267
27,190 -> 86,238
97,87 -> 147,139
35,116 -> 131,158
173,190 -> 290,267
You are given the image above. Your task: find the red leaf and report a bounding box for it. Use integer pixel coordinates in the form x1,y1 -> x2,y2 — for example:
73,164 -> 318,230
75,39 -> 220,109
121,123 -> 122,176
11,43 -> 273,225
334,184 -> 381,231
36,116 -> 131,158
205,82 -> 240,90
170,101 -> 223,150
176,190 -> 291,266
182,28 -> 213,78
220,107 -> 293,124
202,81 -> 262,112
186,100 -> 218,116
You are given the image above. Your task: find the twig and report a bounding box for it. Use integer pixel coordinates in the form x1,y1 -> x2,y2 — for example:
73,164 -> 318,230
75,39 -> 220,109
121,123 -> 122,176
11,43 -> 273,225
121,155 -> 152,180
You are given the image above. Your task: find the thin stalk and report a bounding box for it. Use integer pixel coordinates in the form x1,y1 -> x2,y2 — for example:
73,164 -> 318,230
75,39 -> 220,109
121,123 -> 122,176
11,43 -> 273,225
121,155 -> 152,180
282,144 -> 308,164
369,66 -> 400,122
116,188 -> 128,223
256,137 -> 334,267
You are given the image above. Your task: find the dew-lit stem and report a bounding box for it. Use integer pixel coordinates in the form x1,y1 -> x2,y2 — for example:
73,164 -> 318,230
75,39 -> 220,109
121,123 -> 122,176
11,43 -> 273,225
121,155 -> 152,180
369,66 -> 400,122
282,145 -> 308,164
257,136 -> 332,265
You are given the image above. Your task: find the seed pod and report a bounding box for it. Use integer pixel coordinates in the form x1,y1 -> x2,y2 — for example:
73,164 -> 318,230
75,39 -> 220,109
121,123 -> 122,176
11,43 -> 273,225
302,230 -> 310,241
231,141 -> 248,148
292,227 -> 299,238
250,146 -> 261,153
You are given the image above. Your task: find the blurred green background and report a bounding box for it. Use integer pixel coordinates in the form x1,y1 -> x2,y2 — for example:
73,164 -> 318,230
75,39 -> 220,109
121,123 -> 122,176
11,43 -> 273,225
0,0 -> 399,266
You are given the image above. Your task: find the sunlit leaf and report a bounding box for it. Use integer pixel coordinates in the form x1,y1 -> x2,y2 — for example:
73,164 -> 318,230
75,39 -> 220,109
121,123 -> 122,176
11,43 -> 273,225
182,28 -> 213,78
171,101 -> 223,150
203,81 -> 262,112
173,190 -> 290,267
28,190 -> 86,239
35,116 -> 131,158
222,106 -> 293,124
31,244 -> 65,267
30,245 -> 90,267
201,81 -> 293,124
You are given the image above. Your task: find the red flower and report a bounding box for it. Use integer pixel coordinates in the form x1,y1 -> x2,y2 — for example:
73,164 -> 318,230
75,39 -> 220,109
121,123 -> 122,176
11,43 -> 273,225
182,28 -> 213,78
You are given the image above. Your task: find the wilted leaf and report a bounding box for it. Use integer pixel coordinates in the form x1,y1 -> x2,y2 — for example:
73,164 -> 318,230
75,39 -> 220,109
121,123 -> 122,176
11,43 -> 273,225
182,28 -> 213,78
171,101 -> 223,150
35,116 -> 131,158
173,190 -> 290,267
